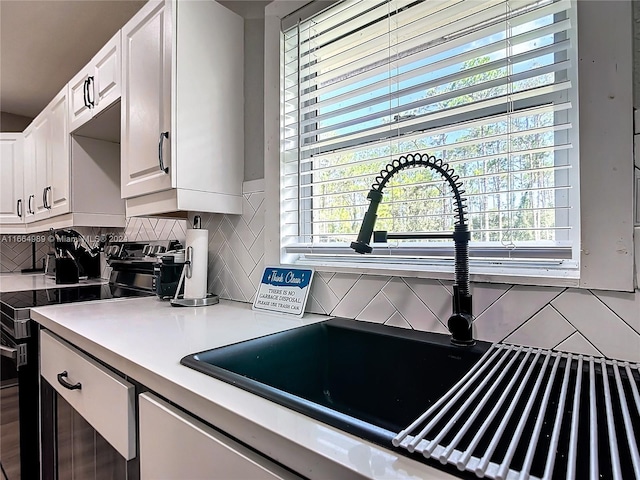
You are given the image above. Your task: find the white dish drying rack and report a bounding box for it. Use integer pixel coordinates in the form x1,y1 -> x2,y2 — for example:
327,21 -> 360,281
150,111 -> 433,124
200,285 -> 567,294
393,343 -> 640,480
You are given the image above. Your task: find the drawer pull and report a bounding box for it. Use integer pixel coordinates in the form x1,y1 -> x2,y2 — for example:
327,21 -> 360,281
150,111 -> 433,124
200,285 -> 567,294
57,371 -> 81,390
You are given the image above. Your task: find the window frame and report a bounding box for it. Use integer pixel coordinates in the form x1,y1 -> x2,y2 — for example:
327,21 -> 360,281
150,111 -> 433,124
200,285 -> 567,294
264,0 -> 636,292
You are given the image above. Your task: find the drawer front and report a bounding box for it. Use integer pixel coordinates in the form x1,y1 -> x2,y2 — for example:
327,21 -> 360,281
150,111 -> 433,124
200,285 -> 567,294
40,330 -> 135,460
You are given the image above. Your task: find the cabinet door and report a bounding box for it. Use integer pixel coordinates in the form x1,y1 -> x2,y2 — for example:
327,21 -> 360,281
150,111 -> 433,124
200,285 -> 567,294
93,31 -> 121,117
0,134 -> 24,224
47,88 -> 70,217
68,67 -> 92,133
139,393 -> 300,480
32,113 -> 50,221
23,127 -> 36,221
121,0 -> 172,199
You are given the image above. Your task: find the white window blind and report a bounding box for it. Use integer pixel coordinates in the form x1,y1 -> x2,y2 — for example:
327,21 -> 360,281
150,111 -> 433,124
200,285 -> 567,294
281,0 -> 579,268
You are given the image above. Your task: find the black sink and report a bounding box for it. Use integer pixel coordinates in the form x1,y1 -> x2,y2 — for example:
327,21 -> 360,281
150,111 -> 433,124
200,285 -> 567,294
181,318 -> 490,461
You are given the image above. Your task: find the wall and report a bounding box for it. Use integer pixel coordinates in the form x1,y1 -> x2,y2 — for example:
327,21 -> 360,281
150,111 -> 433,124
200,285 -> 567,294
0,112 -> 33,132
194,3 -> 639,364
243,18 -> 265,181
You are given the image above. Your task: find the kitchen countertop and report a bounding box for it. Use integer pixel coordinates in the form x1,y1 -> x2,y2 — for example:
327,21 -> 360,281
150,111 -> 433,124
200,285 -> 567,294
31,297 -> 457,480
0,272 -> 106,293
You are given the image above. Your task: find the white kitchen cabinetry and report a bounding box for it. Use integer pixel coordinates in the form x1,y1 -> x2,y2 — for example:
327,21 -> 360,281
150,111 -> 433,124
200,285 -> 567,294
0,133 -> 25,224
5,90 -> 125,233
121,0 -> 244,216
40,330 -> 136,461
139,393 -> 299,480
69,31 -> 121,133
25,87 -> 71,223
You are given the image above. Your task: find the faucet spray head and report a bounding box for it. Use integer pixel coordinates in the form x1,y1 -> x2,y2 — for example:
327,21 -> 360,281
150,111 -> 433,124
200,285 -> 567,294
350,190 -> 383,254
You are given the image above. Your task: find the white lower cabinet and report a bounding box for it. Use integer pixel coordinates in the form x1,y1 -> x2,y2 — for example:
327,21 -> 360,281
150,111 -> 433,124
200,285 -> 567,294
40,330 -> 136,461
139,393 -> 300,480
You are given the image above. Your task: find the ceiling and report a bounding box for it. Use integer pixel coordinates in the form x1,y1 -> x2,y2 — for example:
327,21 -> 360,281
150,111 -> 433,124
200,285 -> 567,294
0,0 -> 269,121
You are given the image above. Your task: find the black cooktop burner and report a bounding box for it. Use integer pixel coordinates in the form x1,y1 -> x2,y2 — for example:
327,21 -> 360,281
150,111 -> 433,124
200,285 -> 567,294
0,284 -> 154,319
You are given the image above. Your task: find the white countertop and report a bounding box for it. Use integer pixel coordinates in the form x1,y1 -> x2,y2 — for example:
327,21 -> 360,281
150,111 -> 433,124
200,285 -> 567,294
0,272 -> 106,292
31,297 -> 456,480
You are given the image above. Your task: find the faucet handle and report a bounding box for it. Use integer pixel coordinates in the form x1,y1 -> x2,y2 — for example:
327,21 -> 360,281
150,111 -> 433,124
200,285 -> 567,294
449,285 -> 474,346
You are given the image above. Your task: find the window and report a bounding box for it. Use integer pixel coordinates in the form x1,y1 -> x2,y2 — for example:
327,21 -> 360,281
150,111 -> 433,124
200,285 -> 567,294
281,0 -> 580,277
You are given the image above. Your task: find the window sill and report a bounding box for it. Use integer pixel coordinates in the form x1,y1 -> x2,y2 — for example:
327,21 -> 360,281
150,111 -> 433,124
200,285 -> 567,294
287,257 -> 580,288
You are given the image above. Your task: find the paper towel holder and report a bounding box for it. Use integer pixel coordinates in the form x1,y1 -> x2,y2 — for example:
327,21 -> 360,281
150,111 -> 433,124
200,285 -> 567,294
170,215 -> 220,307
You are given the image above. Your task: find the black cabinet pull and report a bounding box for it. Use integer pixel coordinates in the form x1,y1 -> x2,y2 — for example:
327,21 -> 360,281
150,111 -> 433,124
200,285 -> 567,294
43,186 -> 52,209
83,78 -> 89,108
57,371 -> 81,390
87,76 -> 95,107
158,131 -> 169,174
28,194 -> 34,214
16,199 -> 22,218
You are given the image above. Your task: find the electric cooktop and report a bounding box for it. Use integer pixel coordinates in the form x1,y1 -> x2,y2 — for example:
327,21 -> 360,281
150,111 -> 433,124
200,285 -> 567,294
0,284 -> 154,320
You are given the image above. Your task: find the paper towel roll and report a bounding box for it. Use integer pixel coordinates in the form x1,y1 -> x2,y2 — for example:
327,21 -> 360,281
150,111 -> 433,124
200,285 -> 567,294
184,229 -> 208,299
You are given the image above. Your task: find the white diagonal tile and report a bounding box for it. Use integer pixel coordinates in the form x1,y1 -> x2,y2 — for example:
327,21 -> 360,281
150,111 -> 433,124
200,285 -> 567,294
226,229 -> 256,276
242,195 -> 256,218
305,294 -> 327,314
220,216 -> 235,242
219,245 -> 253,300
551,289 -> 640,362
229,215 -> 255,251
248,257 -> 264,289
404,278 -> 451,323
504,305 -> 576,349
475,285 -> 564,343
471,283 -> 511,316
308,276 -> 340,313
383,278 -> 447,334
247,192 -> 264,212
555,332 -> 603,357
357,292 -> 397,324
327,273 -> 360,299
592,289 -> 640,334
384,312 -> 412,329
157,220 -> 175,240
217,264 -> 246,302
331,275 -> 390,318
317,271 -> 335,282
248,203 -> 265,237
249,227 -> 264,262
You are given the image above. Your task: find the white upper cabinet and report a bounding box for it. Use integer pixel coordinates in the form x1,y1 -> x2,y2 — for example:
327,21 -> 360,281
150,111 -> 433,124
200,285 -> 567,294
0,134 -> 25,224
48,89 -> 71,218
121,0 -> 244,216
121,0 -> 172,199
21,87 -> 71,224
69,31 -> 122,132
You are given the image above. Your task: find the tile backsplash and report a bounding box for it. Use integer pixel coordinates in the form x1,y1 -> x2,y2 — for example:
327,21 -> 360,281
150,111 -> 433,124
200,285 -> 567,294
0,219 -> 188,274
200,181 -> 640,363
2,185 -> 637,363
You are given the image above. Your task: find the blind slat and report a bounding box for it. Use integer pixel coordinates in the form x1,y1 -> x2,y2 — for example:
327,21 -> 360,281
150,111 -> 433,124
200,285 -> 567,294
282,0 -> 578,261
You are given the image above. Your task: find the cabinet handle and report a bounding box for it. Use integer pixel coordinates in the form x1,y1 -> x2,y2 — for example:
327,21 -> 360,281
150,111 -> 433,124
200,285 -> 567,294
87,76 -> 95,107
0,345 -> 17,361
83,78 -> 89,108
16,199 -> 22,218
28,194 -> 34,214
158,131 -> 169,174
43,186 -> 52,209
57,371 -> 82,390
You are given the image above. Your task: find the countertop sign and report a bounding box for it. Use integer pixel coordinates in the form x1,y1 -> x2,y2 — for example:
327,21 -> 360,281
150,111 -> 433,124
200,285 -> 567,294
253,267 -> 314,317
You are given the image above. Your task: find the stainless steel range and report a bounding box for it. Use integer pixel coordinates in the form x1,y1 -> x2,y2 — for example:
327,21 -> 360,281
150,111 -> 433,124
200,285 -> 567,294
0,240 -> 177,480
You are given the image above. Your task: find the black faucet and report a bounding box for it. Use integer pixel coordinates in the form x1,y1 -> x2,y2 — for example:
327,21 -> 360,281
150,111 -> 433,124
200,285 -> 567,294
350,153 -> 475,346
